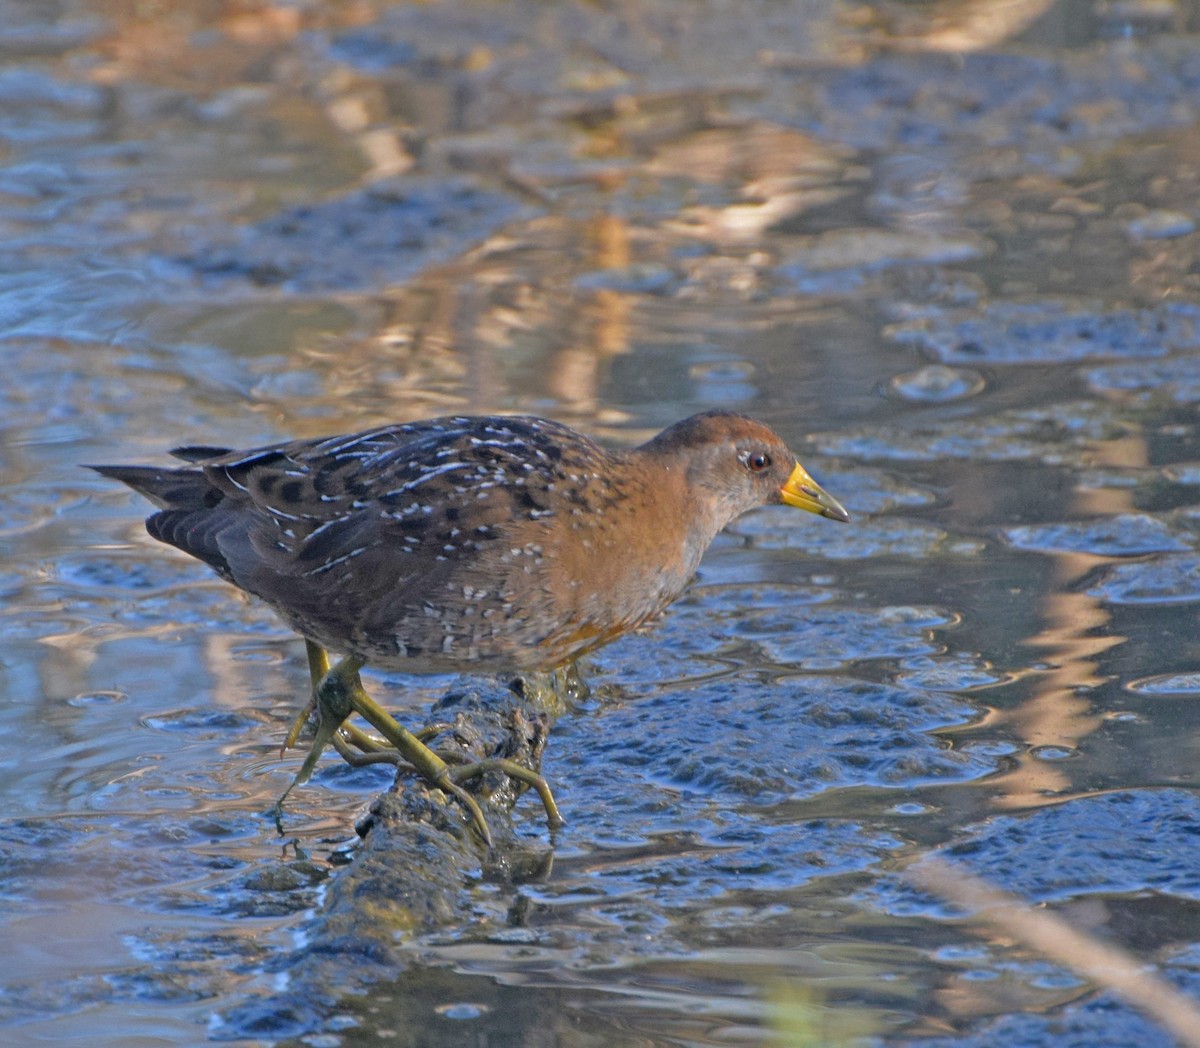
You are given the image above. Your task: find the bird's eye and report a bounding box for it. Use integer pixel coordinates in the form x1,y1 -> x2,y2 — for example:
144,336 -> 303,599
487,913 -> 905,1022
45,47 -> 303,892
745,451 -> 772,473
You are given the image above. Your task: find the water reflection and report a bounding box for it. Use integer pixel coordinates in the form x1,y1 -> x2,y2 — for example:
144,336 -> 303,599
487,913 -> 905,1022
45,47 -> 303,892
2,1 -> 1200,1047
989,431 -> 1147,808
848,0 -> 1058,54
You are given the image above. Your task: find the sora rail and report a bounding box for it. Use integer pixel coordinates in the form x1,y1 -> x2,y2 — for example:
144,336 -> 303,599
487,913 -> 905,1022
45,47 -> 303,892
93,410 -> 849,844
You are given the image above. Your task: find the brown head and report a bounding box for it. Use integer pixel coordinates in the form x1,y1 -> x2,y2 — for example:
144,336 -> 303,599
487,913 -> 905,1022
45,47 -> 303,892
636,408 -> 848,525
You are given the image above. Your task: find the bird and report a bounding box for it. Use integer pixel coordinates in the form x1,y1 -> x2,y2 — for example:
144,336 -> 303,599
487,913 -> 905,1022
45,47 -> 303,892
91,410 -> 849,845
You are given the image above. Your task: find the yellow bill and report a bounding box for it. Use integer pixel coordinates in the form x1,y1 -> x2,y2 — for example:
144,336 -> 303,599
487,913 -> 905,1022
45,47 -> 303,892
779,462 -> 850,522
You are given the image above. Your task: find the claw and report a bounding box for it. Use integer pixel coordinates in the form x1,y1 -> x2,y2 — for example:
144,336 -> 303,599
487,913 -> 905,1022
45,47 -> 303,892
275,641 -> 560,846
449,758 -> 564,830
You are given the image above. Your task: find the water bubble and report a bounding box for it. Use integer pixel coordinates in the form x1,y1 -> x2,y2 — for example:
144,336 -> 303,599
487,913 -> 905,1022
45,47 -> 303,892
435,1002 -> 488,1020
887,364 -> 985,403
1030,745 -> 1078,761
67,690 -> 127,708
1126,673 -> 1200,697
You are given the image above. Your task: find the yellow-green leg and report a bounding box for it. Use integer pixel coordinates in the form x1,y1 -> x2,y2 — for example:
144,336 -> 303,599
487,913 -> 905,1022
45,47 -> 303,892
274,644 -> 563,847
286,641 -> 473,755
273,647 -> 362,815
346,685 -> 565,841
326,669 -> 495,846
278,639 -> 331,756
283,641 -> 426,756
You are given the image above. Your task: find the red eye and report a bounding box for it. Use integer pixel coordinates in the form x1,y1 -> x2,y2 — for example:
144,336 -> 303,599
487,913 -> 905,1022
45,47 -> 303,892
746,451 -> 771,473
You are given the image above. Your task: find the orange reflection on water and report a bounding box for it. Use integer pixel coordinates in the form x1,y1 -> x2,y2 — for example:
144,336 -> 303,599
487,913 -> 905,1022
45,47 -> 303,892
990,432 -> 1146,810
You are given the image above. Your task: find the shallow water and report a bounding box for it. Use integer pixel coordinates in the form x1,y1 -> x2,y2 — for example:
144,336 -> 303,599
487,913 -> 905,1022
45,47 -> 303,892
3,1 -> 1200,1046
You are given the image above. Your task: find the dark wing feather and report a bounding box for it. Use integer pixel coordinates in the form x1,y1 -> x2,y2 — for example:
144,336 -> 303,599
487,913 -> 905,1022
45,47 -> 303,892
170,445 -> 232,462
94,414 -> 615,662
200,420 -> 494,521
211,416 -> 609,652
198,414 -> 599,523
145,508 -> 239,581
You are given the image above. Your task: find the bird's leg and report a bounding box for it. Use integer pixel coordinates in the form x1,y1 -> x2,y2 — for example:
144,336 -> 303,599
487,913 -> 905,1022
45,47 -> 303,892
284,640 -> 448,757
331,732 -> 403,768
274,654 -> 494,845
279,639 -> 331,756
276,651 -> 564,847
340,685 -> 495,848
350,695 -> 564,837
350,697 -> 564,836
273,652 -> 366,815
281,641 -> 391,757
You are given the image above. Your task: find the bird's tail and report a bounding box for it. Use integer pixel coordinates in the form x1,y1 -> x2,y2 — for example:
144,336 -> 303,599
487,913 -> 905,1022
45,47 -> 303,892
86,464 -> 218,510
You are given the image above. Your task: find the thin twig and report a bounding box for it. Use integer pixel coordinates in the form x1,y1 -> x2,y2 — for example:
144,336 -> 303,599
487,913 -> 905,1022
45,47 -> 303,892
909,856 -> 1200,1048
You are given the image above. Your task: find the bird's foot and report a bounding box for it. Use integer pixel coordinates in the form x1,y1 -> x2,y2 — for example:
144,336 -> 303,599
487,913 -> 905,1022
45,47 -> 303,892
272,653 -> 363,818
276,648 -> 563,848
345,691 -> 568,845
447,758 -> 564,830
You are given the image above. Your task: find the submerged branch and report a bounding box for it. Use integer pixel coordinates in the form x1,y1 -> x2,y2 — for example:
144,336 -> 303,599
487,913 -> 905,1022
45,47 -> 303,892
216,675 -> 564,1041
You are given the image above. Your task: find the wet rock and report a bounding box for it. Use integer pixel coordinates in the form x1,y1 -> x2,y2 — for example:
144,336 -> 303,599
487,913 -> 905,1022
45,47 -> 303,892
895,652 -> 1008,691
736,510 -> 981,560
904,985 -> 1197,1048
0,67 -> 107,144
805,44 -> 1200,155
819,402 -> 1126,464
1127,672 -> 1200,696
894,790 -> 1200,926
242,861 -> 328,894
737,603 -> 955,670
1164,463 -> 1200,485
778,228 -> 991,282
141,706 -> 274,734
569,674 -> 987,810
329,29 -> 418,71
